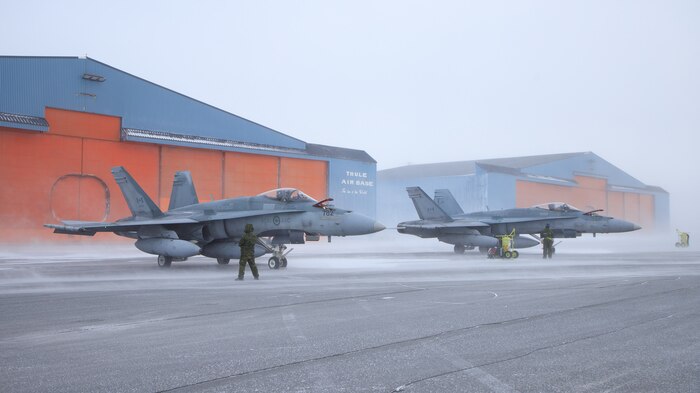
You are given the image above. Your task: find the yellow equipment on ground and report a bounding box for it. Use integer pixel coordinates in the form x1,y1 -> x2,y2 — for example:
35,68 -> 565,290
488,229 -> 519,259
676,229 -> 690,248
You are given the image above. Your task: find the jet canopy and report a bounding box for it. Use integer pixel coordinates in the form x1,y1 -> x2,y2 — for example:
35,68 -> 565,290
258,188 -> 317,203
532,202 -> 580,212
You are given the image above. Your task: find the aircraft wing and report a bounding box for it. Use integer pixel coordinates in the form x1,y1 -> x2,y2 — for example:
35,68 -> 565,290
480,216 -> 574,224
188,209 -> 305,222
45,210 -> 306,235
45,217 -> 201,235
401,220 -> 490,230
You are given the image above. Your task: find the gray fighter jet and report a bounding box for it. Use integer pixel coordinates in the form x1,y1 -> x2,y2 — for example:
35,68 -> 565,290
398,186 -> 641,254
45,167 -> 385,268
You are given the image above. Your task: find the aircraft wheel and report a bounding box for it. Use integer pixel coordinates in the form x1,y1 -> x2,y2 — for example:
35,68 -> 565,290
280,257 -> 288,268
503,251 -> 512,259
268,257 -> 280,270
157,255 -> 172,268
454,244 -> 466,254
217,258 -> 230,265
512,250 -> 519,259
675,242 -> 681,248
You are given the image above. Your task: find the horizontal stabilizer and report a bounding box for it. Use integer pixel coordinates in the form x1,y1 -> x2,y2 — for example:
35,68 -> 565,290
44,223 -> 96,236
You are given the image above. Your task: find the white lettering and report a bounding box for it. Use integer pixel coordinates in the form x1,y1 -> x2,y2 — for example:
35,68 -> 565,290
345,171 -> 368,178
340,169 -> 374,196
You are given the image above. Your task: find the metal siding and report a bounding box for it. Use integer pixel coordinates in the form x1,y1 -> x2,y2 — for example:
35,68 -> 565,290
516,181 -> 572,208
485,172 -> 516,211
607,191 -> 625,219
376,177 -> 418,225
0,130 -> 83,241
654,192 -> 670,230
159,146 -> 224,208
1,57 -> 83,117
279,157 -> 328,202
329,159 -> 377,219
623,192 -> 641,224
224,152 -> 280,198
375,173 -> 480,226
0,57 -> 306,150
524,153 -> 646,189
639,194 -> 655,231
81,138 -> 160,220
516,178 -> 606,211
45,107 -> 121,140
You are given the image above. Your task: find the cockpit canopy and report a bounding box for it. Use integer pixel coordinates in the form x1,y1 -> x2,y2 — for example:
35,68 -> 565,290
258,188 -> 317,203
532,202 -> 581,212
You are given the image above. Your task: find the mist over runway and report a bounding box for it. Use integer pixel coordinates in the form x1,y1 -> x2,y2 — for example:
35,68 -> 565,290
1,238 -> 699,392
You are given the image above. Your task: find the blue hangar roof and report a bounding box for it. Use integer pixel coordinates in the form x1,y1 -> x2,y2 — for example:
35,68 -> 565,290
0,56 -> 375,163
379,152 -> 666,193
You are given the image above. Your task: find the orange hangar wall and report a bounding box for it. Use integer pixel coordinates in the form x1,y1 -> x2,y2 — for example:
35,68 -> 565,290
515,175 -> 654,230
0,108 -> 328,243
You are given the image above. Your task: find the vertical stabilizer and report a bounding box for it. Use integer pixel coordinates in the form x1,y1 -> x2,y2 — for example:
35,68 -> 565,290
111,166 -> 163,218
434,189 -> 464,216
168,171 -> 199,210
406,187 -> 453,221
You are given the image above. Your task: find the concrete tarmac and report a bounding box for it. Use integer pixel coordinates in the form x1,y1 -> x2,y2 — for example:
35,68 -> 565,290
1,244 -> 699,392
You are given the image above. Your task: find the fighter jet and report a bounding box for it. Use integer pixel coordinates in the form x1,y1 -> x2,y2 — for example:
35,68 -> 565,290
397,186 -> 641,254
45,166 -> 385,268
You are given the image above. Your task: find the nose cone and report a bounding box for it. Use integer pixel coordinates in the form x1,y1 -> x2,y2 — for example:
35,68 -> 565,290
341,213 -> 385,236
373,221 -> 386,233
608,218 -> 642,233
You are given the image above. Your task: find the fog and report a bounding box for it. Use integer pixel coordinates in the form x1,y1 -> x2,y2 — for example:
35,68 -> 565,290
2,1 -> 699,234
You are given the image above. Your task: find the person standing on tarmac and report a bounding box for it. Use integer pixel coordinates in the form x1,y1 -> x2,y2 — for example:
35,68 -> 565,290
236,223 -> 259,280
541,224 -> 554,259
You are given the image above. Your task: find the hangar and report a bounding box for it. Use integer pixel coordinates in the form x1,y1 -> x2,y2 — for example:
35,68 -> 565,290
377,152 -> 669,231
0,56 -> 377,242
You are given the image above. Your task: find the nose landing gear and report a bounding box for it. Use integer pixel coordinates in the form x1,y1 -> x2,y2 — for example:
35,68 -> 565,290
267,244 -> 291,269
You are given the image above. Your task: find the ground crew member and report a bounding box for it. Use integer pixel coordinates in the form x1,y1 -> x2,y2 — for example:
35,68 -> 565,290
676,229 -> 690,247
541,224 -> 554,259
236,223 -> 259,280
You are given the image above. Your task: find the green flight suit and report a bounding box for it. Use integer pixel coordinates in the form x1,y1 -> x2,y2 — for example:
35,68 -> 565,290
541,226 -> 554,259
238,224 -> 259,279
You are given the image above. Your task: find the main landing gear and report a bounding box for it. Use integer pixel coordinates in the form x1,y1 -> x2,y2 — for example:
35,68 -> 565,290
157,255 -> 172,267
267,244 -> 291,270
156,255 -> 188,267
453,244 -> 475,254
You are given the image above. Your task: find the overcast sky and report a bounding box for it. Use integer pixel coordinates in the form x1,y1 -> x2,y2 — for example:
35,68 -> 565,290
2,1 -> 698,232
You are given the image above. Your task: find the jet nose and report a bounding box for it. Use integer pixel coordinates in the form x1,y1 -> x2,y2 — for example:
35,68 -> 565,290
609,219 -> 642,233
341,213 -> 385,235
373,221 -> 386,233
